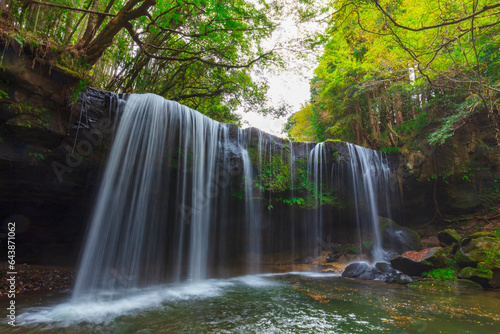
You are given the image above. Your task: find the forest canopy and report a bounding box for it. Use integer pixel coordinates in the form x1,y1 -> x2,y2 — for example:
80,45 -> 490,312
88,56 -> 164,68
284,0 -> 500,149
1,0 -> 325,123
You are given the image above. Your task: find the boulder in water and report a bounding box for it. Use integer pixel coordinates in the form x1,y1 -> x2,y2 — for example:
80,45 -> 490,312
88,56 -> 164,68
379,217 -> 421,254
459,267 -> 493,287
390,247 -> 446,276
342,262 -> 371,278
342,262 -> 377,280
375,261 -> 396,274
396,273 -> 413,284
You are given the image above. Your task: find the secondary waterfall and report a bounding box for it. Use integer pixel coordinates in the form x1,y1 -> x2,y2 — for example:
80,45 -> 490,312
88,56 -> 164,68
346,143 -> 393,261
73,93 -> 397,299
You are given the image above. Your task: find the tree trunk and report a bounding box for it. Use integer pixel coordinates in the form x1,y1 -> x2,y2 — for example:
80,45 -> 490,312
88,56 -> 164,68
80,0 -> 155,67
354,102 -> 361,145
385,104 -> 398,146
75,0 -> 99,50
366,93 -> 379,138
64,11 -> 74,41
394,95 -> 404,125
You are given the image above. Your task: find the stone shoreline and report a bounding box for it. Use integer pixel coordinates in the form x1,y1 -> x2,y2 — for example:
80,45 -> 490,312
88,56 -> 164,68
0,263 -> 75,296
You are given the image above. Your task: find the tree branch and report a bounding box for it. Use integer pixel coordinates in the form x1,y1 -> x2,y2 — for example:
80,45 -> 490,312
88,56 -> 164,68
372,0 -> 500,32
26,0 -> 115,17
125,23 -> 273,69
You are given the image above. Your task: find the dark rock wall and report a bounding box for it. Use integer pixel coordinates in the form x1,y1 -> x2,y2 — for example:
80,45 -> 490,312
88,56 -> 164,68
0,40 -> 121,264
400,111 -> 500,226
0,40 -> 498,267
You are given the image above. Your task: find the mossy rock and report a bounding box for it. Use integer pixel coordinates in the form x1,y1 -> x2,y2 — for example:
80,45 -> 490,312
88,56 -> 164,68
425,248 -> 448,268
454,249 -> 478,268
390,247 -> 446,276
5,114 -> 49,130
447,279 -> 484,291
458,237 -> 500,269
408,279 -> 483,291
460,267 -> 493,287
438,229 -> 461,246
379,217 -> 421,253
466,232 -> 497,239
491,268 -> 500,288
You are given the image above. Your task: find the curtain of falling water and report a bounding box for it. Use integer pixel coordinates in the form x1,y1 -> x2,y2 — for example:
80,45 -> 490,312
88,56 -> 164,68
346,143 -> 392,261
240,130 -> 262,273
73,93 -> 397,300
73,94 -> 227,299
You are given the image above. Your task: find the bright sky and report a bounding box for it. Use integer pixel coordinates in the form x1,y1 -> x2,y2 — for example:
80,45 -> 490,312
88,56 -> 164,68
238,70 -> 312,137
237,4 -> 327,138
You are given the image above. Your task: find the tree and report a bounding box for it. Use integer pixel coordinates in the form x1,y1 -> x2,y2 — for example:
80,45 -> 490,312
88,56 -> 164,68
285,0 -> 500,147
3,0 -> 324,122
335,0 -> 500,144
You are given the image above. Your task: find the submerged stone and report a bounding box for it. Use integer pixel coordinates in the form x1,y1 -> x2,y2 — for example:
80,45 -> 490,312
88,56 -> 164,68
408,279 -> 483,291
379,217 -> 421,254
375,261 -> 396,274
396,273 -> 413,284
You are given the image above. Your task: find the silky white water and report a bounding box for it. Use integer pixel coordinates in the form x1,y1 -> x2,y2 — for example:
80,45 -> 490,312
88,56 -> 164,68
72,93 -> 396,301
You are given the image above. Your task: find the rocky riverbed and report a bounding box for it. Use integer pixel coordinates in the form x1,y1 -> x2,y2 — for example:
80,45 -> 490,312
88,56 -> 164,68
0,263 -> 75,296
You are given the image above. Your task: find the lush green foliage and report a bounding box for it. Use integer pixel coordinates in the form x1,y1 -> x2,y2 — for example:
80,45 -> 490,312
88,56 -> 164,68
246,146 -> 341,209
284,0 -> 500,149
2,0 -> 324,123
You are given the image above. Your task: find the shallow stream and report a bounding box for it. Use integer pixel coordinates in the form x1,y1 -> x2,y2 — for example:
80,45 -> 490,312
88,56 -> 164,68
3,272 -> 499,333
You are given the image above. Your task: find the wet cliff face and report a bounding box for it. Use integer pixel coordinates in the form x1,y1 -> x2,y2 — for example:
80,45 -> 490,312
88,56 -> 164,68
1,41 -> 497,268
0,41 -> 120,264
399,111 -> 500,226
0,75 -> 400,268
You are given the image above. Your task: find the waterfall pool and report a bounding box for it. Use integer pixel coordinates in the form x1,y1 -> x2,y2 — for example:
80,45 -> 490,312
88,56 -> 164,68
6,272 -> 499,333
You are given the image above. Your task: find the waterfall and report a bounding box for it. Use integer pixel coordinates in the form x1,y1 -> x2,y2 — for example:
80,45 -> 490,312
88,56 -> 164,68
346,143 -> 392,261
73,94 -> 228,299
308,143 -> 326,255
73,93 -> 397,299
240,131 -> 262,273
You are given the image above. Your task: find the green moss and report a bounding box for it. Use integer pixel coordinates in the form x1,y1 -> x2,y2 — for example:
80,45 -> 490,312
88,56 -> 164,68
422,268 -> 457,281
454,249 -> 477,268
495,228 -> 500,238
437,229 -> 461,245
460,267 -> 493,280
362,240 -> 373,251
447,279 -> 484,290
54,64 -> 81,78
408,279 -> 483,291
71,79 -> 91,103
348,246 -> 361,254
467,232 -> 497,239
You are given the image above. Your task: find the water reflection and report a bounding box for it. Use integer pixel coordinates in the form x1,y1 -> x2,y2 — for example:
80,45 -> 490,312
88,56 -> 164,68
5,273 -> 499,333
